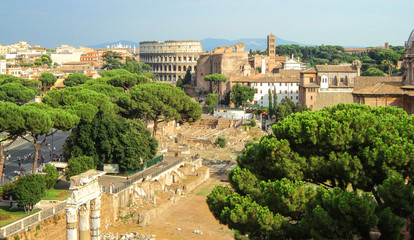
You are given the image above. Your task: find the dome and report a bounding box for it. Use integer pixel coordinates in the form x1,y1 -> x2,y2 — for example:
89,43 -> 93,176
407,29 -> 414,49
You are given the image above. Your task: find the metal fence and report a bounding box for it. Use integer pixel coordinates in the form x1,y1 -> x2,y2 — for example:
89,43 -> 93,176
127,155 -> 164,176
105,158 -> 184,194
0,201 -> 67,238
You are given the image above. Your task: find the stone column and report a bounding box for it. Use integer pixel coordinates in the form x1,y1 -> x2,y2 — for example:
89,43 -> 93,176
66,207 -> 78,240
90,197 -> 101,240
79,203 -> 90,240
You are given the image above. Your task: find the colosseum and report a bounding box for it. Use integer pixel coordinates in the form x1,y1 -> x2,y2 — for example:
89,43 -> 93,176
139,40 -> 204,83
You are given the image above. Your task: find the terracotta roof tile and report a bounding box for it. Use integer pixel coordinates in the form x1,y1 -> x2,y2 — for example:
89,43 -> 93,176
315,65 -> 356,72
353,82 -> 404,95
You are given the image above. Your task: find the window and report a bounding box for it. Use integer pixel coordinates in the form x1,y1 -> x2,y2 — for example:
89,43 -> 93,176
260,90 -> 262,94
296,90 -> 299,93
285,90 -> 287,93
272,90 -> 274,94
310,78 -> 314,83
279,90 -> 282,93
291,90 -> 293,94
290,96 -> 293,99
261,96 -> 264,100
296,96 -> 298,99
255,89 -> 258,93
310,96 -> 313,100
340,78 -> 345,83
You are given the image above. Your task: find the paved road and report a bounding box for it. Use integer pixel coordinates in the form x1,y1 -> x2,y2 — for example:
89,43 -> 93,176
2,131 -> 70,185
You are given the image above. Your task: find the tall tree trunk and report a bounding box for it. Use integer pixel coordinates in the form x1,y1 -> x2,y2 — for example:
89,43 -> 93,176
153,119 -> 159,137
22,134 -> 48,172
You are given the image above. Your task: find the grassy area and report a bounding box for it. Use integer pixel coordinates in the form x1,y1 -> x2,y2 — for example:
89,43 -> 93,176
0,206 -> 40,227
41,189 -> 71,201
196,187 -> 211,196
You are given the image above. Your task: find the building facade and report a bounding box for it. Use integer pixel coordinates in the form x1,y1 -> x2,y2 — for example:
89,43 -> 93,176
0,60 -> 6,74
231,70 -> 300,107
353,29 -> 414,114
299,61 -> 361,110
139,40 -> 203,83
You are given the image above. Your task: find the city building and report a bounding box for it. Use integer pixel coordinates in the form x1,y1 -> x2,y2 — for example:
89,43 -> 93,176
0,45 -> 9,55
352,29 -> 414,113
299,60 -> 361,110
140,40 -> 204,83
0,60 -> 6,74
80,51 -> 104,67
51,52 -> 82,66
231,70 -> 301,107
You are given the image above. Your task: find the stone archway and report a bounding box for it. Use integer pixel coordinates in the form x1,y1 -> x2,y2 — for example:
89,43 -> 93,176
66,170 -> 105,240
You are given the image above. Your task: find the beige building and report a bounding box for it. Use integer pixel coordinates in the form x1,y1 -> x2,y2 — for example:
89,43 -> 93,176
0,45 -> 9,55
299,61 -> 361,110
140,40 -> 203,83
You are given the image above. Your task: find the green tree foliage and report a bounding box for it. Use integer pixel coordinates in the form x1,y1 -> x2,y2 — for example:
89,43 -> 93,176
13,174 -> 46,212
0,102 -> 25,183
122,57 -> 142,74
230,84 -> 255,108
43,87 -> 115,122
362,67 -> 385,76
102,51 -> 123,70
100,69 -> 131,78
207,104 -> 414,239
107,73 -> 151,92
0,74 -> 41,93
63,73 -> 92,87
183,68 -> 192,85
43,164 -> 59,189
66,155 -> 95,180
205,93 -> 218,114
204,73 -> 227,95
39,72 -> 57,93
176,78 -> 183,88
0,83 -> 36,104
215,135 -> 227,148
63,113 -> 157,171
117,83 -> 201,136
267,89 -> 273,118
34,54 -> 52,67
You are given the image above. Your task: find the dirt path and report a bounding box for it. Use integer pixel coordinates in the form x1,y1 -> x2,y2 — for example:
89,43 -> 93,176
107,178 -> 233,240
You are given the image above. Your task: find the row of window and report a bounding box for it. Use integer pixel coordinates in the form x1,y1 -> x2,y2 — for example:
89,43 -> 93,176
253,82 -> 298,87
142,55 -> 197,62
254,96 -> 298,104
255,89 -> 299,94
152,65 -> 195,72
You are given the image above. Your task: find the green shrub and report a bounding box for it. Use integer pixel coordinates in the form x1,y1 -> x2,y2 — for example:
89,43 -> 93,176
43,164 -> 59,189
0,182 -> 15,199
249,119 -> 256,127
14,174 -> 46,212
66,155 -> 95,180
215,135 -> 227,148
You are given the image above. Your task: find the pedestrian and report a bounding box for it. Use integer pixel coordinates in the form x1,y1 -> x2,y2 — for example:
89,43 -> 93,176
18,160 -> 21,170
9,195 -> 12,207
111,183 -> 115,193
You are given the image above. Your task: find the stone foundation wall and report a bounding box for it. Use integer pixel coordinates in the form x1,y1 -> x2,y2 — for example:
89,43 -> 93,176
10,211 -> 66,240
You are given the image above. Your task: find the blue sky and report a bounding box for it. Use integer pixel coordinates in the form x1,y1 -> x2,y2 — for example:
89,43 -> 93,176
0,0 -> 413,48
